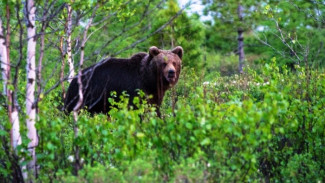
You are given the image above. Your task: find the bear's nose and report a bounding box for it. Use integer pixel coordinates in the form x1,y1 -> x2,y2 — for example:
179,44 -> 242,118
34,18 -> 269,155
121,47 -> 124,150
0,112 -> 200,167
168,69 -> 175,78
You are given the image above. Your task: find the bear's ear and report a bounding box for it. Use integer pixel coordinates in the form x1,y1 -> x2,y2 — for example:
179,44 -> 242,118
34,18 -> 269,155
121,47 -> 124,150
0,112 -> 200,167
172,46 -> 183,59
149,46 -> 160,57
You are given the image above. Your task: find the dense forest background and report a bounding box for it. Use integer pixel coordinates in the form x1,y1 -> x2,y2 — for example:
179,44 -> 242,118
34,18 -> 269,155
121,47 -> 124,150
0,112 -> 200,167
1,0 -> 325,182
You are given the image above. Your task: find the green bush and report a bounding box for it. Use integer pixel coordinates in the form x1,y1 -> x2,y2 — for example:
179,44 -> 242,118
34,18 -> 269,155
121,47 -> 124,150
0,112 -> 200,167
1,58 -> 325,182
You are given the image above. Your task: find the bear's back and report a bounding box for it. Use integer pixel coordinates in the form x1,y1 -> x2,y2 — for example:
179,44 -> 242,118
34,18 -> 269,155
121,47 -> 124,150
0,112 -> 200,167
64,52 -> 148,113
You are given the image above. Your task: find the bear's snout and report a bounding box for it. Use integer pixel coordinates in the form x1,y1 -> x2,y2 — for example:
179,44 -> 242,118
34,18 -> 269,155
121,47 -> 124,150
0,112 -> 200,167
168,69 -> 176,78
164,67 -> 177,84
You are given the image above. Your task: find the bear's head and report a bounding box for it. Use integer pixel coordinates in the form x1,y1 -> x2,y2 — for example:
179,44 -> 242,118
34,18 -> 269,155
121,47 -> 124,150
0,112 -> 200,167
149,46 -> 183,87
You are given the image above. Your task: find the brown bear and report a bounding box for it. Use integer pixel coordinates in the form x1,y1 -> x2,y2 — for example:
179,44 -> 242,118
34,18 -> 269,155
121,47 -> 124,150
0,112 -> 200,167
64,46 -> 183,116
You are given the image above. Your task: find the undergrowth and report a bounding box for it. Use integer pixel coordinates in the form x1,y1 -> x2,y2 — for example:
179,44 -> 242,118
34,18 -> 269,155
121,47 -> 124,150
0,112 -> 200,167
1,58 -> 325,182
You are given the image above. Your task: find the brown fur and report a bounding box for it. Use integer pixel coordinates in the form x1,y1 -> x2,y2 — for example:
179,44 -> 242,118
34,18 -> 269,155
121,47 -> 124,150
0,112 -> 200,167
64,46 -> 183,115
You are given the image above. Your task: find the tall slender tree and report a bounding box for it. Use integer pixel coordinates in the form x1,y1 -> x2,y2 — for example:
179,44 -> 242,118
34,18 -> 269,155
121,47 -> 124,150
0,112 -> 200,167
237,3 -> 245,73
66,3 -> 74,83
0,15 -> 8,97
72,3 -> 99,175
203,0 -> 263,73
25,0 -> 38,178
0,2 -> 22,154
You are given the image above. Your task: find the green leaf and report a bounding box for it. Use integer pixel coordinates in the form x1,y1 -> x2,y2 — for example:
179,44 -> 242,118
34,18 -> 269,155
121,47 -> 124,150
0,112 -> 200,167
200,138 -> 211,146
136,132 -> 145,138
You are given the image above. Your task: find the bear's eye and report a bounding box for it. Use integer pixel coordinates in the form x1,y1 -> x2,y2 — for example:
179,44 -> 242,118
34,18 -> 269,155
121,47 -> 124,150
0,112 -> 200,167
162,63 -> 167,67
172,62 -> 176,67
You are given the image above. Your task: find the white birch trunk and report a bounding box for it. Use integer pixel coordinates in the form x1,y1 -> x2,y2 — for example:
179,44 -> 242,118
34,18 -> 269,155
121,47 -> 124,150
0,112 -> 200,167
11,109 -> 22,148
25,0 -> 38,176
72,5 -> 98,175
0,13 -> 22,151
0,18 -> 8,96
66,4 -> 74,83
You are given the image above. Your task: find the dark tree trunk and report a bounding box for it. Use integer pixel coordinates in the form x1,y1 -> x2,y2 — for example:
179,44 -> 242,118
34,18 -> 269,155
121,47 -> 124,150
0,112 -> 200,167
237,4 -> 245,74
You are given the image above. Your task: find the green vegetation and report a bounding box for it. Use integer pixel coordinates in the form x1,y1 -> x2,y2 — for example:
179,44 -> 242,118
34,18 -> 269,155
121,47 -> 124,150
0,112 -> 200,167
2,59 -> 325,182
1,0 -> 325,182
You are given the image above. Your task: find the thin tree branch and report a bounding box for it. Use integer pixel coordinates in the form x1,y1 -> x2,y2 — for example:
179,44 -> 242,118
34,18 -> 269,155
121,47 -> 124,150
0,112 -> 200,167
273,20 -> 302,64
112,1 -> 190,56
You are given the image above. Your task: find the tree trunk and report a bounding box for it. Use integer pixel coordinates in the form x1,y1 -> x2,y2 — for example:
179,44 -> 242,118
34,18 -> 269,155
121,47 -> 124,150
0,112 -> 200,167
25,0 -> 38,178
0,18 -> 8,96
66,3 -> 75,83
72,4 -> 99,175
237,4 -> 245,74
60,37 -> 66,99
15,2 -> 27,179
0,4 -> 22,153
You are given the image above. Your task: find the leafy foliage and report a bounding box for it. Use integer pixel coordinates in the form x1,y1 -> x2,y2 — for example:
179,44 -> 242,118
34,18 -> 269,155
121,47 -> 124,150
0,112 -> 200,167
2,58 -> 324,182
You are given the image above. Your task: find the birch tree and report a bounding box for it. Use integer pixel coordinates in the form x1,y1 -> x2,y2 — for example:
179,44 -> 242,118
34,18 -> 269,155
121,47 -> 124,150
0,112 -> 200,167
72,3 -> 99,175
0,15 -> 8,97
66,3 -> 74,83
25,0 -> 38,178
0,2 -> 22,153
0,2 -> 24,181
